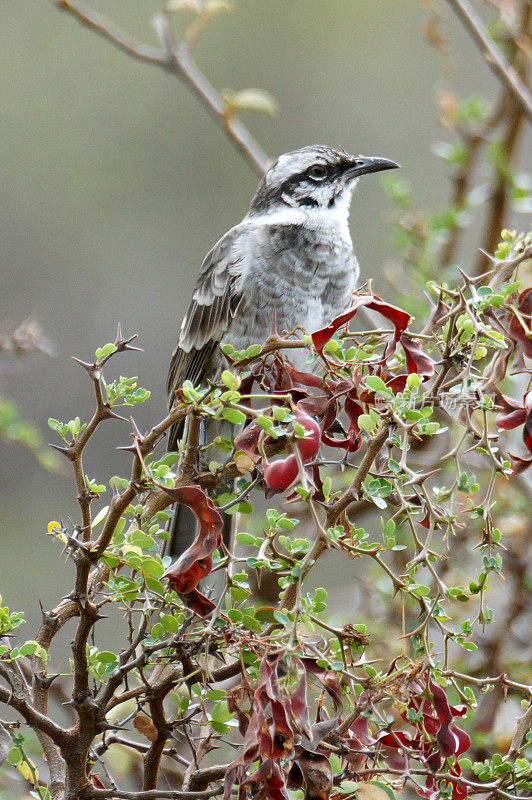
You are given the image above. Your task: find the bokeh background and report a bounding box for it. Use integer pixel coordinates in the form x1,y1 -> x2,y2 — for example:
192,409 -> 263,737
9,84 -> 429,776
0,1 -> 530,634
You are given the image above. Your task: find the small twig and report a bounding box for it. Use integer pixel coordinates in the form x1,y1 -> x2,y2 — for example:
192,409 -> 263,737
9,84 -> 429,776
52,0 -> 269,174
445,0 -> 532,120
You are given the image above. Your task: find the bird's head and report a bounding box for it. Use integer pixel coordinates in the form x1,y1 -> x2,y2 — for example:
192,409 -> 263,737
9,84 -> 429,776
249,144 -> 399,218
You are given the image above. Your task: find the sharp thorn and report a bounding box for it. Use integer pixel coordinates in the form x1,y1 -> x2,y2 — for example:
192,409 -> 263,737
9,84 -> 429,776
71,355 -> 96,374
49,443 -> 74,460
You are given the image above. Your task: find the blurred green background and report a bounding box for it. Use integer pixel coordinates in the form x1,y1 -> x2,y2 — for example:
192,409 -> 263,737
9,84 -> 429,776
0,2 -> 529,628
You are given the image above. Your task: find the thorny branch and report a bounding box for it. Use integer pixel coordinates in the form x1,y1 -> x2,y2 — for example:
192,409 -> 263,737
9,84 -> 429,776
3,227 -> 531,800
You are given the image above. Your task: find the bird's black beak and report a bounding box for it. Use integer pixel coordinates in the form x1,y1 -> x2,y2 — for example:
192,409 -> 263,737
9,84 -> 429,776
345,156 -> 400,179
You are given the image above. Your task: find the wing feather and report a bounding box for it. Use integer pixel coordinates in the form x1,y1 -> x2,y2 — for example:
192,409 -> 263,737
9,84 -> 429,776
167,225 -> 245,404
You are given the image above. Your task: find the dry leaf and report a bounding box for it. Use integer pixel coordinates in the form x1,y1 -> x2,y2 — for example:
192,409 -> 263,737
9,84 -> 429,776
234,452 -> 256,474
134,714 -> 158,742
356,781 -> 397,800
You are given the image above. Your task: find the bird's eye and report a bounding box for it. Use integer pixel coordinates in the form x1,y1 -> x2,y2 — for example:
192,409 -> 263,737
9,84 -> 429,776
308,164 -> 328,181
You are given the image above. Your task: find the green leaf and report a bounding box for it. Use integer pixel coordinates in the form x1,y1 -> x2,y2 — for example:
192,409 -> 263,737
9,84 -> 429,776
129,530 -> 155,550
95,651 -> 118,664
223,407 -> 247,425
140,557 -> 165,579
7,747 -> 23,765
230,586 -> 250,602
245,344 -> 263,358
160,614 -> 180,634
210,701 -> 234,723
221,370 -> 241,389
365,375 -> 388,393
236,532 -> 256,546
273,610 -> 289,626
409,584 -> 431,597
358,414 -> 376,433
242,614 -> 262,633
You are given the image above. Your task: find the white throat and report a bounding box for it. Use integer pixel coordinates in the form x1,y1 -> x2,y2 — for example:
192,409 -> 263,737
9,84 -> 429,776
244,192 -> 352,237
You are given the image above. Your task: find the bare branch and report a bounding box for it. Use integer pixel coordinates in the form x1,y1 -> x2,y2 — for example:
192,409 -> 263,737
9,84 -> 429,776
52,0 -> 269,175
445,0 -> 532,120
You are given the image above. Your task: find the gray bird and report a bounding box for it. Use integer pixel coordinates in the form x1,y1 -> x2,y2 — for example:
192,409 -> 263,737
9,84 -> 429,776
166,145 -> 398,557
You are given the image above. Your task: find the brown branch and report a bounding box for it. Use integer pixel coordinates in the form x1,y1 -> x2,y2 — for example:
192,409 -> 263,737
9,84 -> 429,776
326,423 -> 391,527
52,0 -> 269,175
445,0 -> 532,120
488,241 -> 532,291
507,704 -> 532,759
279,423 -> 391,613
143,694 -> 170,791
475,2 -> 531,272
0,685 -> 70,748
86,788 -> 220,800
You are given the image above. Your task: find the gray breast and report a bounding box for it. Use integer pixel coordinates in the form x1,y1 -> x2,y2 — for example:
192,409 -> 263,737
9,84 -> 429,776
210,219 -> 357,376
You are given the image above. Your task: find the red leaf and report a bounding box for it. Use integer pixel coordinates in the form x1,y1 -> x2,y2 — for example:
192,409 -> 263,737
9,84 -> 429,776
437,724 -> 460,757
523,390 -> 532,453
263,456 -> 299,492
162,485 -> 223,595
311,294 -> 412,355
401,334 -> 435,377
295,751 -> 333,800
300,659 -> 343,750
177,588 -> 216,616
510,451 -> 532,474
430,681 -> 453,725
497,390 -> 532,463
454,726 -> 471,755
288,673 -> 312,739
234,423 -> 262,458
286,366 -> 330,389
496,408 -> 526,430
263,408 -> 320,493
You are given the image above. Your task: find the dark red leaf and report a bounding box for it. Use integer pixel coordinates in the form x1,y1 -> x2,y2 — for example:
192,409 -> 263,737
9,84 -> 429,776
263,408 -> 320,492
288,673 -> 312,739
300,659 -> 343,750
286,366 -> 330,389
430,681 -> 453,725
437,723 -> 460,757
510,451 -> 532,474
162,485 -> 223,595
496,408 -> 526,430
451,705 -> 468,718
296,751 -> 333,800
234,423 -> 262,458
311,294 -> 412,355
426,750 -> 442,772
177,588 -> 216,617
401,334 -> 435,377
263,456 -> 299,492
453,726 -> 471,755
523,391 -> 532,453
